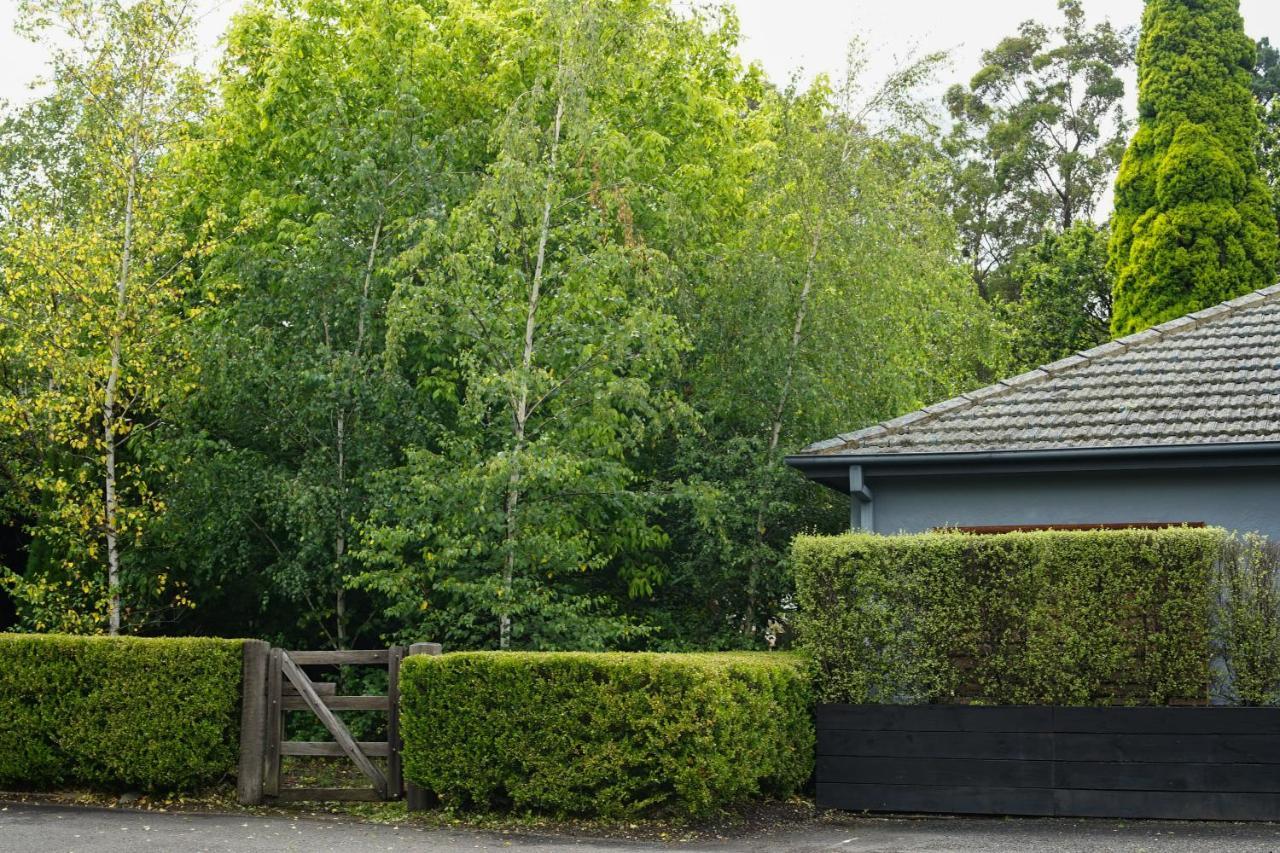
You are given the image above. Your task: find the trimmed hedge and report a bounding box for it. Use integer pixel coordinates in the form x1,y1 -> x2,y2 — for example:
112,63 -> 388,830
0,634 -> 244,792
1213,534 -> 1280,705
399,652 -> 812,817
794,528 -> 1223,706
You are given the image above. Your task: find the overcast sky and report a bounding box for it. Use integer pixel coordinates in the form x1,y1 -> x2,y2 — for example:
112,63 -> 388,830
2,0 -> 1279,116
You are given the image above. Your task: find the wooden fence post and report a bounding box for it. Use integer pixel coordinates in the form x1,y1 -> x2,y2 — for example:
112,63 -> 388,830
236,640 -> 270,805
387,646 -> 406,800
264,647 -> 283,796
404,642 -> 443,812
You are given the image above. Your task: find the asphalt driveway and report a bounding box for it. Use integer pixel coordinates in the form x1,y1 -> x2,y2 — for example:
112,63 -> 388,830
4,803 -> 1280,852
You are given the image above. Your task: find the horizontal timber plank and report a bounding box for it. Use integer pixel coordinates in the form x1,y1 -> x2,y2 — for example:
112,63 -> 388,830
817,704 -> 1054,733
1055,760 -> 1280,793
818,782 -> 1056,816
819,729 -> 1280,765
818,729 -> 1053,761
1053,706 -> 1280,735
1056,732 -> 1280,764
817,756 -> 1052,789
280,695 -> 389,711
282,681 -> 337,697
280,741 -> 390,757
274,788 -> 383,803
1054,789 -> 1280,821
819,704 -> 1280,734
287,650 -> 390,665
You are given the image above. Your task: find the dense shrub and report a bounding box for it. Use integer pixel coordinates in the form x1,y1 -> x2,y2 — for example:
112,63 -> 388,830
793,528 -> 1223,706
399,652 -> 812,817
1108,0 -> 1277,334
1213,534 -> 1280,705
0,634 -> 244,791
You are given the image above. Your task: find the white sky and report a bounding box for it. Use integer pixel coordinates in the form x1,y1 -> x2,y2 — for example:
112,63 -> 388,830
2,0 -> 1279,118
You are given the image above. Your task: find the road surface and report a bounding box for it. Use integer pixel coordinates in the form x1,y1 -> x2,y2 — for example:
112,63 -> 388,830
3,803 -> 1280,852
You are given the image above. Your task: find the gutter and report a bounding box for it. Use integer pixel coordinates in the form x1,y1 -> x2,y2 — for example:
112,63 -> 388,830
786,440 -> 1280,493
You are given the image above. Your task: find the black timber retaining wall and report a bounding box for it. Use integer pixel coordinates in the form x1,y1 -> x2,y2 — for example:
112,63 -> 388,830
817,704 -> 1280,821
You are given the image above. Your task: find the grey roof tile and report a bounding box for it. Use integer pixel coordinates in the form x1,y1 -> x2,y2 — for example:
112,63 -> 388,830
1001,368 -> 1050,389
1042,354 -> 1089,374
1078,340 -> 1128,359
963,384 -> 1008,402
799,284 -> 1280,457
1115,328 -> 1163,347
923,396 -> 972,416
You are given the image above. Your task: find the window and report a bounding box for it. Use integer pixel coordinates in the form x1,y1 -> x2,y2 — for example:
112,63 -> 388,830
939,522 -> 1206,535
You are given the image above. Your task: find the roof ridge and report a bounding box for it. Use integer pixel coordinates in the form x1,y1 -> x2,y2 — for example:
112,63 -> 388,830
801,282 -> 1280,455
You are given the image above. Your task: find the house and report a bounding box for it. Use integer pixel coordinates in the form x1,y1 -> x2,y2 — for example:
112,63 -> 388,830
786,284 -> 1280,539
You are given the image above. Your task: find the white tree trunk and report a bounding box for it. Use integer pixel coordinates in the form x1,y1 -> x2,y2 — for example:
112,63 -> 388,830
105,150 -> 138,635
501,87 -> 565,650
330,216 -> 382,650
743,226 -> 822,633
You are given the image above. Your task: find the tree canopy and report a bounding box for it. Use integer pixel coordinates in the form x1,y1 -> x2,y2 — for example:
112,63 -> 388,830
944,0 -> 1130,300
1255,37 -> 1280,222
7,0 -> 1273,651
0,0 -> 206,633
1109,0 -> 1279,334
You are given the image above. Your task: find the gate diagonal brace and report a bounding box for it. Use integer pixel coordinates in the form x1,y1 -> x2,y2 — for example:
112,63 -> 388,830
279,652 -> 388,797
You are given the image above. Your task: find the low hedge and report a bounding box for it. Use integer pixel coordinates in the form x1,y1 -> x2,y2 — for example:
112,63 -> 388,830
794,527 -> 1223,706
0,634 -> 244,792
399,651 -> 813,817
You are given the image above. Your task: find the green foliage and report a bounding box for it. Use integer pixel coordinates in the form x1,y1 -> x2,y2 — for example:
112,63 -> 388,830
148,0 -> 463,646
1003,222 -> 1112,368
1255,37 -> 1280,223
944,0 -> 1131,297
356,0 -> 738,650
638,50 -> 1007,649
0,0 -> 207,633
1109,0 -> 1279,334
793,528 -> 1222,706
398,651 -> 812,817
2,0 -> 1008,652
1212,534 -> 1280,706
0,634 -> 243,791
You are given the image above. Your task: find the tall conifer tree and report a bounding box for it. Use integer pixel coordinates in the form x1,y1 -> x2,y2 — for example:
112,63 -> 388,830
1109,0 -> 1278,334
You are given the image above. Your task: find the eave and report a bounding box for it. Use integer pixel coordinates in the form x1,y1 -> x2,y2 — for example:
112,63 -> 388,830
785,441 -> 1280,494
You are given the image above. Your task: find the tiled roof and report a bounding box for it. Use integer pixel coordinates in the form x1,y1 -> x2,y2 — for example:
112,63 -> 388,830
800,284 -> 1280,457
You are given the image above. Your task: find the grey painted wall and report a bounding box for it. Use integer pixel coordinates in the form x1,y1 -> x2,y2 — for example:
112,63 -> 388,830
866,465 -> 1280,539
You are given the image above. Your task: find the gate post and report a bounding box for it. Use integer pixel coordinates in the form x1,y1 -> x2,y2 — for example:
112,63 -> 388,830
236,639 -> 271,805
404,642 -> 443,812
387,646 -> 406,800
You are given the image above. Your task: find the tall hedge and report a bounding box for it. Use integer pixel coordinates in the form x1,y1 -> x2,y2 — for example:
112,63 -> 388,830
0,635 -> 244,791
399,652 -> 812,817
1109,0 -> 1278,334
1213,534 -> 1280,705
793,528 -> 1222,706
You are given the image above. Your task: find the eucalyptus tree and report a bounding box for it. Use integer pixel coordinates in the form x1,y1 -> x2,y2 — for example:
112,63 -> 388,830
0,0 -> 205,633
944,0 -> 1131,297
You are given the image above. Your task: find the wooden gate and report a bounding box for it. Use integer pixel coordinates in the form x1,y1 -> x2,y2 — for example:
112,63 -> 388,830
237,640 -> 441,804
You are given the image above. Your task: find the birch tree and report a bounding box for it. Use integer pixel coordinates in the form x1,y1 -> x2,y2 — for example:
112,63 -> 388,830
0,0 -> 204,633
147,0 -> 461,646
360,0 -> 699,650
650,47 -> 1006,646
